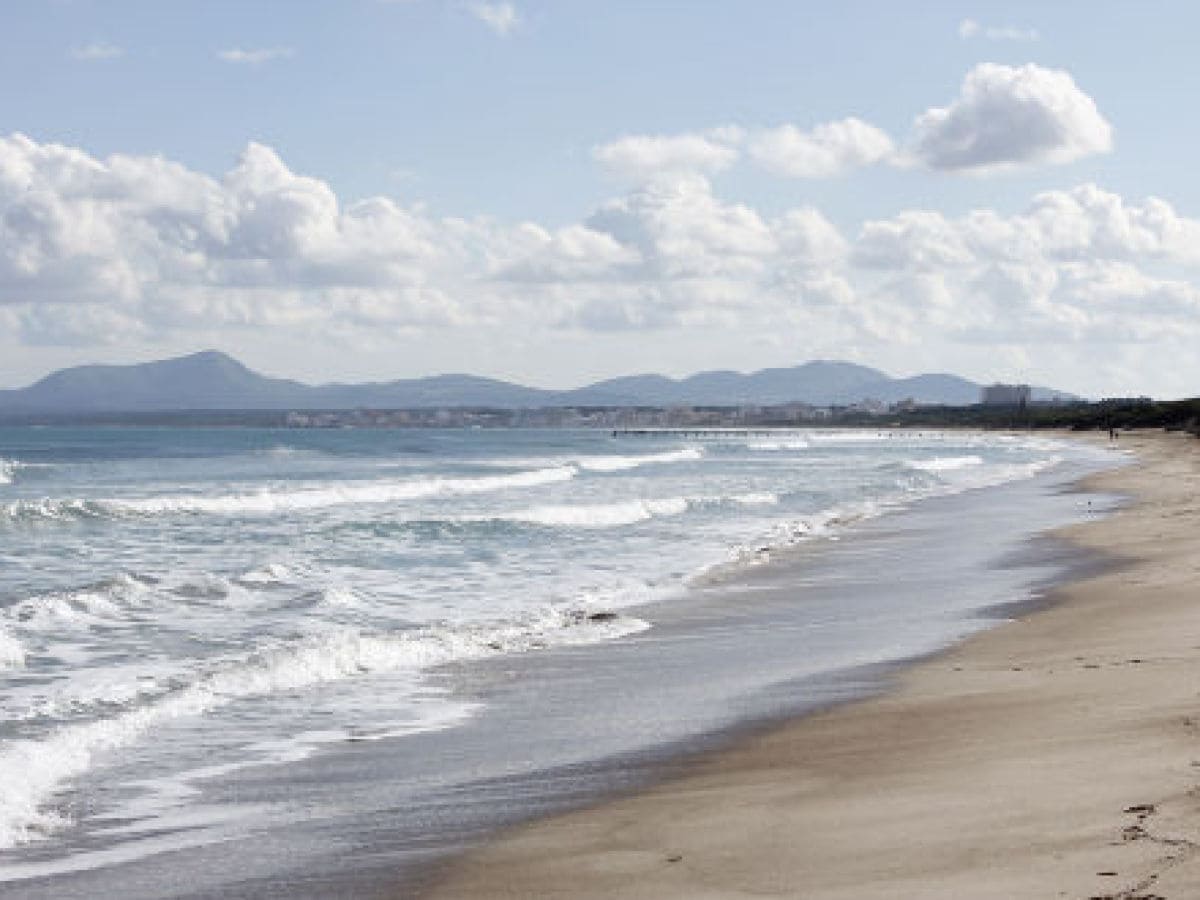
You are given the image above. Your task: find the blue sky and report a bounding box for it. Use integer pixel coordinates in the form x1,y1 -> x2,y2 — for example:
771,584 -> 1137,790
1,1 -> 1199,397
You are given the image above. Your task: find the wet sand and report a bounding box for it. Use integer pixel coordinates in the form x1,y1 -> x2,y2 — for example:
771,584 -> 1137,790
421,431 -> 1200,899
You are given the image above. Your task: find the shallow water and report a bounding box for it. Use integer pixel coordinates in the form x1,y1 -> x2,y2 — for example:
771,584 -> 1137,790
0,426 -> 1118,896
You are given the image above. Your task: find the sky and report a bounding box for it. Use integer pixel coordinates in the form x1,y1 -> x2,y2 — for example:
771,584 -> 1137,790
1,1 -> 1199,398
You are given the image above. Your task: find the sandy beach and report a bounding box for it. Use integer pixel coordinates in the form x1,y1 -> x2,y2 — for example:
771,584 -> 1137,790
422,430 -> 1200,899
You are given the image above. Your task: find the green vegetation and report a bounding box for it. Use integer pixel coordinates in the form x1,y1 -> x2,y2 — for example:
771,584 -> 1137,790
838,398 -> 1200,435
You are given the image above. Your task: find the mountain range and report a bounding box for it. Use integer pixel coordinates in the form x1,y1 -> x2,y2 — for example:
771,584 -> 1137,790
0,351 -> 1074,413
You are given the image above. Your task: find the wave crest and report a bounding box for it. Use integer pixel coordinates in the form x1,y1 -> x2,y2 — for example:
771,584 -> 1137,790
1,465 -> 578,522
0,606 -> 648,849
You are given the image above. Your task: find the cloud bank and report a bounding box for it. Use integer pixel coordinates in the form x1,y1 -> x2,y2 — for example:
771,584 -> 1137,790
0,130 -> 1194,369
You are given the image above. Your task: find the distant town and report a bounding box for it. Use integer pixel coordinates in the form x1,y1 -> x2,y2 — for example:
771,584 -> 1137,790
279,384 -> 1065,430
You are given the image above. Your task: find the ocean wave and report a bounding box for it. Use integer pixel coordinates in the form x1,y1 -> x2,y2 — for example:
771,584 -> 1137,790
0,465 -> 578,522
906,455 -> 984,472
746,439 -> 810,452
6,574 -> 155,628
0,626 -> 25,670
0,458 -> 38,486
481,491 -> 779,529
475,446 -> 705,473
502,498 -> 691,528
0,606 -> 649,850
3,569 -> 290,634
702,453 -> 1064,584
730,492 -> 780,505
576,446 -> 704,472
234,562 -> 294,587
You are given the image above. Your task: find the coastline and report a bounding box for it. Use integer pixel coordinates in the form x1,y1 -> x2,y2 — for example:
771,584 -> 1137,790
421,430 -> 1200,899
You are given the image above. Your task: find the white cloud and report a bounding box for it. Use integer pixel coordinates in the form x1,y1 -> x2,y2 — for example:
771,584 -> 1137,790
747,118 -> 895,178
592,131 -> 742,181
957,18 -> 1039,41
909,63 -> 1113,173
586,174 -> 778,280
496,223 -> 640,282
592,63 -> 1107,183
854,210 -> 974,271
4,132 -> 1200,396
848,184 -> 1200,347
468,2 -> 520,36
70,41 -> 124,61
217,47 -> 296,65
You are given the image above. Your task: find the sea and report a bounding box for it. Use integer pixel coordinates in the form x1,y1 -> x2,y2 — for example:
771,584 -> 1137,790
0,426 -> 1121,898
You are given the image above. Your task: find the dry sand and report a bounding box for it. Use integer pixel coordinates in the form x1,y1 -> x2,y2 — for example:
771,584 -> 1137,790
421,431 -> 1200,899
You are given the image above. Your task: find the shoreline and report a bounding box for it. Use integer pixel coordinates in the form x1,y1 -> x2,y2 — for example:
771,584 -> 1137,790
420,430 -> 1200,899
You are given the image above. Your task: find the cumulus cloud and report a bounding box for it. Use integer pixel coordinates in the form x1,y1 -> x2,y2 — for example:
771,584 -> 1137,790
593,130 -> 742,181
496,223 -> 640,282
0,134 -> 456,339
748,118 -> 895,178
849,183 -> 1200,346
217,47 -> 296,65
957,19 -> 1039,41
3,131 -> 1200,390
909,63 -> 1113,173
468,2 -> 519,36
70,41 -> 124,61
585,174 -> 778,280
592,62 -> 1109,183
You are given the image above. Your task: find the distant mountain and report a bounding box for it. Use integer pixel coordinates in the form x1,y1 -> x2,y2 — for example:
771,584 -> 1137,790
0,350 -> 1075,414
0,351 -> 313,412
563,361 -> 890,406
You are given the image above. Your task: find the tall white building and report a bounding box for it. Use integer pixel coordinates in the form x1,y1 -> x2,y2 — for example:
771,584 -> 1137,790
981,383 -> 1031,406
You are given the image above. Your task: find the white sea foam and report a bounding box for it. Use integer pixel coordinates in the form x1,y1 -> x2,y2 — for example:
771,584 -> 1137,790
0,607 -> 649,849
906,455 -> 984,472
576,447 -> 704,472
0,458 -> 49,486
503,498 -> 691,528
746,439 -> 810,451
2,465 -> 578,521
706,452 -> 1064,582
489,491 -> 777,529
0,428 -> 1086,861
7,575 -> 152,628
474,447 -> 704,474
235,563 -> 293,586
730,492 -> 780,505
0,627 -> 25,670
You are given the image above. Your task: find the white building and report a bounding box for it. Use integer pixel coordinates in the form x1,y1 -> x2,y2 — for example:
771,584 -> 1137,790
981,383 -> 1032,406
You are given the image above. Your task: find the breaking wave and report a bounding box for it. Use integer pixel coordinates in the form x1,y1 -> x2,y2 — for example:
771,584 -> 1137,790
575,447 -> 704,472
906,455 -> 984,472
0,606 -> 648,849
746,439 -> 810,452
1,465 -> 578,522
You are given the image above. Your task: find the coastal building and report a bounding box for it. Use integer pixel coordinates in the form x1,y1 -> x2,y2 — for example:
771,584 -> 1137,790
981,383 -> 1031,406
